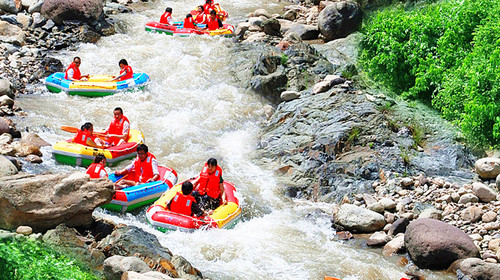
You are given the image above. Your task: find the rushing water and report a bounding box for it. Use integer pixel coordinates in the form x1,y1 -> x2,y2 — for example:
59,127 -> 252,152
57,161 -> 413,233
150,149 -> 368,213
14,0 -> 455,279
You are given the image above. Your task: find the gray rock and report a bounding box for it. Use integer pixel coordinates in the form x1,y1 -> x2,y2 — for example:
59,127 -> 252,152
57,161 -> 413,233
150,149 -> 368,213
41,0 -> 103,24
16,225 -> 32,235
171,255 -> 202,279
472,182 -> 497,202
0,172 -> 114,230
0,95 -> 14,107
0,20 -> 25,46
280,90 -> 300,101
449,258 -> 500,280
103,256 -> 152,280
0,155 -> 18,177
462,206 -> 483,223
388,218 -> 409,236
0,79 -> 15,99
25,154 -> 42,163
122,271 -> 175,280
317,1 -> 361,42
367,202 -> 384,213
475,157 -> 500,179
418,207 -> 443,220
248,17 -> 264,27
379,197 -> 396,210
382,234 -> 405,256
28,0 -> 44,14
41,18 -> 54,30
261,18 -> 280,37
235,22 -> 250,38
31,12 -> 45,27
0,0 -> 19,13
253,8 -> 271,19
285,23 -> 319,40
366,231 -> 391,246
459,193 -> 479,204
405,218 -> 480,269
334,204 -> 386,233
283,10 -> 297,21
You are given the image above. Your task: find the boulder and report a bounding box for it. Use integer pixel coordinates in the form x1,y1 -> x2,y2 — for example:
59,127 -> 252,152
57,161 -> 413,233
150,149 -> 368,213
382,234 -> 405,256
334,204 -> 386,233
103,256 -> 152,280
0,172 -> 114,231
317,1 -> 361,42
97,225 -> 182,277
14,142 -> 42,157
449,258 -> 500,280
0,0 -> 19,13
366,231 -> 391,246
171,255 -> 202,279
20,132 -> 50,148
284,23 -> 319,40
122,271 -> 175,280
41,0 -> 103,25
472,182 -> 497,202
475,157 -> 500,179
405,218 -> 480,269
0,78 -> 14,98
0,20 -> 25,46
280,90 -> 300,101
43,224 -> 105,269
261,18 -> 280,36
0,155 -> 18,177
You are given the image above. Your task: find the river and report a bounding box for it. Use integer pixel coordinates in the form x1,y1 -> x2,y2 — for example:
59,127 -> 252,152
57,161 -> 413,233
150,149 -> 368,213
14,0 -> 454,279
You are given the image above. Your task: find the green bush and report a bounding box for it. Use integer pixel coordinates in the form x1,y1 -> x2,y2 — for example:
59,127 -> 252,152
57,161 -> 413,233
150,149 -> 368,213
0,238 -> 98,280
360,0 -> 500,147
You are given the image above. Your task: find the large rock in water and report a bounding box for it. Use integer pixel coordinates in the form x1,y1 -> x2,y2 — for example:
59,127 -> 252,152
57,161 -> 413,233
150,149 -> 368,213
404,218 -> 480,269
334,204 -> 386,232
449,258 -> 500,280
0,172 -> 114,231
0,78 -> 14,99
0,155 -> 18,177
317,1 -> 361,42
475,157 -> 500,179
41,0 -> 104,24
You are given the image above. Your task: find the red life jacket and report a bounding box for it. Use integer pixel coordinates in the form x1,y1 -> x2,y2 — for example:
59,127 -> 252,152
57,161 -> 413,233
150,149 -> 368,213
64,62 -> 81,80
133,152 -> 156,183
73,130 -> 93,146
108,116 -> 129,145
119,65 -> 133,81
197,163 -> 222,198
184,17 -> 195,29
86,163 -> 108,179
159,12 -> 172,24
207,17 -> 220,31
194,12 -> 206,24
169,192 -> 196,216
203,4 -> 214,14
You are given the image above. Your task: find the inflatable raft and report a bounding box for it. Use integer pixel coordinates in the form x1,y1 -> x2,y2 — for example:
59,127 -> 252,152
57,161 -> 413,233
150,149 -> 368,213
145,21 -> 234,37
101,166 -> 178,213
146,180 -> 241,232
45,72 -> 150,97
52,129 -> 144,167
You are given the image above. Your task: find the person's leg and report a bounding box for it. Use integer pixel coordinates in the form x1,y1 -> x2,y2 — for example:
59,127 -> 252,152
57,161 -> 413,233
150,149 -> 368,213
205,196 -> 220,210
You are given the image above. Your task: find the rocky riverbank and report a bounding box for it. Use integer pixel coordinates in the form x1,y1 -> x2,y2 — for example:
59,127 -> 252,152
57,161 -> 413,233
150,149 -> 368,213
230,1 -> 500,278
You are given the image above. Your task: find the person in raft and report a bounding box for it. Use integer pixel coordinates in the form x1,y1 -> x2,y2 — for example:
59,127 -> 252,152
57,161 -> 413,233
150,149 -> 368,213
114,144 -> 159,188
203,0 -> 215,14
73,122 -> 106,148
102,107 -> 130,146
64,57 -> 89,81
167,181 -> 206,217
86,154 -> 108,179
110,59 -> 133,82
159,7 -> 173,25
183,14 -> 197,30
206,10 -> 223,31
194,5 -> 207,24
191,158 -> 226,211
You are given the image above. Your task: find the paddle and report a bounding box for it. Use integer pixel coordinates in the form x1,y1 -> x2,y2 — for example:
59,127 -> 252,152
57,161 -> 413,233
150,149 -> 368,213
61,125 -> 107,137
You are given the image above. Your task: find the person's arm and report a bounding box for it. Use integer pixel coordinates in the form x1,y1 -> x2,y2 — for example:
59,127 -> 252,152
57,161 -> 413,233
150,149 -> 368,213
219,174 -> 226,204
116,162 -> 134,176
85,137 -> 102,148
218,18 -> 223,28
110,69 -> 129,82
191,201 -> 205,217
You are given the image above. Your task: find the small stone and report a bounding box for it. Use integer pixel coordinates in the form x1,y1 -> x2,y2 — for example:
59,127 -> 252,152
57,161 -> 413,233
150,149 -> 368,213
470,234 -> 483,241
367,202 -> 385,213
462,206 -> 483,223
384,212 -> 396,224
489,239 -> 500,251
379,197 -> 396,210
280,90 -> 300,101
16,226 -> 32,235
388,218 -> 409,236
25,154 -> 42,163
401,178 -> 413,188
367,231 -> 391,247
472,182 -> 498,202
419,207 -> 443,220
312,80 -> 331,94
363,194 -> 377,205
482,211 -> 498,223
382,234 -> 405,256
485,258 -> 497,263
451,192 -> 461,203
458,193 -> 479,204
336,231 -> 352,240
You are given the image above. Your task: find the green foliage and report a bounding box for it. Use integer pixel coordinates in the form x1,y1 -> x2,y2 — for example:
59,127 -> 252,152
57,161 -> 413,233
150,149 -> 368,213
280,53 -> 289,65
0,238 -> 98,280
399,146 -> 411,166
348,127 -> 361,143
406,120 -> 425,148
361,0 -> 500,147
377,102 -> 395,114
